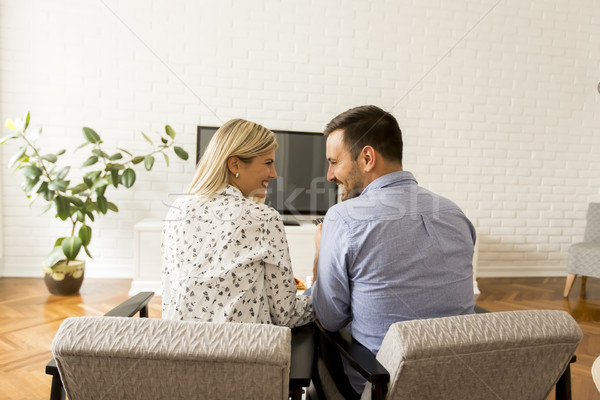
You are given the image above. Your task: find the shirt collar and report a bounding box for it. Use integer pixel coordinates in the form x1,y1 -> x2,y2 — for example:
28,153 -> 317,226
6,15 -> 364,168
361,171 -> 418,195
222,185 -> 244,198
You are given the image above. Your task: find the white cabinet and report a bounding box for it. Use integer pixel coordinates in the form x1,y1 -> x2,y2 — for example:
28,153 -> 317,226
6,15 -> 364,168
129,220 -> 318,296
284,224 -> 317,283
129,219 -> 163,295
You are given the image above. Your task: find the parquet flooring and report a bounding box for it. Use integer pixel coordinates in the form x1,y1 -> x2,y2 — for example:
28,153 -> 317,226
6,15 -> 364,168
0,276 -> 599,399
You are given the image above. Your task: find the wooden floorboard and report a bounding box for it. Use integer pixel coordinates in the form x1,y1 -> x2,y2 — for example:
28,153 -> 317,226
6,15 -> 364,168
1,276 -> 599,399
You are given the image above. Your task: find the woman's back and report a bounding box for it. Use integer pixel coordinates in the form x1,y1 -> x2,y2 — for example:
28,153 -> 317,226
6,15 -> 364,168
162,185 -> 313,327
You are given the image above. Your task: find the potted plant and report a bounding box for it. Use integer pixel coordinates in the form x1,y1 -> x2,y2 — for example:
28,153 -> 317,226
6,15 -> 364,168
1,112 -> 189,295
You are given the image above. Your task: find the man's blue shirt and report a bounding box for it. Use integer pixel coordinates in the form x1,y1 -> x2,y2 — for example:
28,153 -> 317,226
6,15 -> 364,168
311,171 -> 476,392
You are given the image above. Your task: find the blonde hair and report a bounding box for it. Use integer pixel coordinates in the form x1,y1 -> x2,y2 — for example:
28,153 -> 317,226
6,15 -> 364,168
188,119 -> 278,196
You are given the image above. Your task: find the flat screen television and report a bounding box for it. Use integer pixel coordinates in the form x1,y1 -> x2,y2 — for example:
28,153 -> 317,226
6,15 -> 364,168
197,126 -> 337,220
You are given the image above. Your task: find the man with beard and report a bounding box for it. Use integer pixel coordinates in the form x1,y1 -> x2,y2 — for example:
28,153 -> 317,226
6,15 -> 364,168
310,105 -> 476,398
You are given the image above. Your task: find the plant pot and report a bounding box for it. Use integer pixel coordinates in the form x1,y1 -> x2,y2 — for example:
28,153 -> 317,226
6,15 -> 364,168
43,260 -> 85,296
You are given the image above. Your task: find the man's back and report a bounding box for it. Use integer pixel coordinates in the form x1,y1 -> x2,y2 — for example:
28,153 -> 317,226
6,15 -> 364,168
312,171 -> 476,356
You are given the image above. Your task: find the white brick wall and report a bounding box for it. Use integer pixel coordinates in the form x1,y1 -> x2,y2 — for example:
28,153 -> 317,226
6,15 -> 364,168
1,0 -> 599,278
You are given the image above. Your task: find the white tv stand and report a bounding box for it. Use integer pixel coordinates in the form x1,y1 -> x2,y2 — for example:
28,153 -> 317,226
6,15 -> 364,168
129,218 -> 317,296
130,219 -> 478,296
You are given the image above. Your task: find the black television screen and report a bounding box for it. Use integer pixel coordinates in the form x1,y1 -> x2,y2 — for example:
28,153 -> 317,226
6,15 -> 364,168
197,126 -> 337,217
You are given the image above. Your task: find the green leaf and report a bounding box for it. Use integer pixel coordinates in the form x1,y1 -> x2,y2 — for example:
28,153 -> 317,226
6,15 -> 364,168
56,149 -> 66,156
111,169 -> 119,187
86,171 -> 102,181
39,202 -> 53,215
82,156 -> 98,167
109,152 -> 123,161
83,245 -> 93,259
97,195 -> 108,214
160,137 -> 168,145
7,146 -> 27,168
79,225 -> 92,247
131,156 -> 145,165
57,166 -> 70,180
107,202 -> 119,212
66,196 -> 84,207
140,131 -> 153,145
36,181 -> 48,194
24,112 -> 30,130
165,125 -> 176,139
121,168 -> 136,188
92,149 -> 110,159
54,196 -> 70,220
54,237 -> 67,247
162,152 -> 170,167
0,134 -> 18,145
5,119 -> 16,131
62,236 -> 82,261
48,180 -> 68,192
45,246 -> 65,267
117,148 -> 133,156
95,184 -> 107,198
41,154 -> 58,163
70,183 -> 89,195
75,142 -> 89,151
22,176 -> 39,193
21,165 -> 43,179
144,155 -> 155,171
42,189 -> 55,202
86,211 -> 95,222
76,210 -> 85,222
82,127 -> 101,144
83,178 -> 94,188
174,146 -> 189,160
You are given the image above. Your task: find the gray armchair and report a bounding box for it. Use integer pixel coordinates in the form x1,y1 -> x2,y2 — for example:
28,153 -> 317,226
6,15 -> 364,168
564,202 -> 600,297
311,309 -> 582,400
47,292 -> 314,400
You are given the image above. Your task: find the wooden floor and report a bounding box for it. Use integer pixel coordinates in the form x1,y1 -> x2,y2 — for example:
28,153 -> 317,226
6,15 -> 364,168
1,277 -> 599,399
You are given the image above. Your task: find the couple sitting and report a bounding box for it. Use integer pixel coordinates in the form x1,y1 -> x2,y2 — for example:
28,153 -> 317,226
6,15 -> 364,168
161,105 -> 476,397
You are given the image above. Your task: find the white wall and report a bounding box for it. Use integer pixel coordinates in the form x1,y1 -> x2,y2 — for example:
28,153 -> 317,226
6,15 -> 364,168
1,0 -> 599,278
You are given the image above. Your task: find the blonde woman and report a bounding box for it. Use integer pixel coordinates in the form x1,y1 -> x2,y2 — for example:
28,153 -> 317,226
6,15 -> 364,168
161,119 -> 314,328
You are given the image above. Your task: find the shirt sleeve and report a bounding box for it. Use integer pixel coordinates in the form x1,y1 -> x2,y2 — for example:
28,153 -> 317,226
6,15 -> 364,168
312,209 -> 353,331
260,213 -> 315,328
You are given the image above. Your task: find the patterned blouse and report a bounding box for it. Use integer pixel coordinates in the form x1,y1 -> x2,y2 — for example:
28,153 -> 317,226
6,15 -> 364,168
161,185 -> 314,328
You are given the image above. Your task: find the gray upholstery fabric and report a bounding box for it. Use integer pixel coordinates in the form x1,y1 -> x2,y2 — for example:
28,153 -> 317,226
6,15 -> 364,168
366,310 -> 582,400
567,203 -> 600,278
51,316 -> 291,400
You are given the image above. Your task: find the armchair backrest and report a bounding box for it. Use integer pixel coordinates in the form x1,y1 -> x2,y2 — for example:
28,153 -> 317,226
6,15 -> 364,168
52,316 -> 291,400
584,203 -> 600,242
373,310 -> 582,400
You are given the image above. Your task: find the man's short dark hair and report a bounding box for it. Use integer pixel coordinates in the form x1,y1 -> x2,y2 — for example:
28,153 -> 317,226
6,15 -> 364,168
324,105 -> 403,164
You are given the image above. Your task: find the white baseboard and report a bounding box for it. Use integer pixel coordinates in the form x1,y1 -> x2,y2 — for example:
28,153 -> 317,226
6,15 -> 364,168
0,262 -> 132,278
129,280 -> 162,296
2,263 -> 567,279
477,264 -> 566,278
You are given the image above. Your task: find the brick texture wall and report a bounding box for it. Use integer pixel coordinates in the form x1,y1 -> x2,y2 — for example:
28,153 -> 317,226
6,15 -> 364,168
1,0 -> 599,277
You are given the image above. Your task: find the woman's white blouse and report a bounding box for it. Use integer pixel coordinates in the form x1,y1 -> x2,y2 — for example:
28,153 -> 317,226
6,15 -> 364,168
161,185 -> 314,328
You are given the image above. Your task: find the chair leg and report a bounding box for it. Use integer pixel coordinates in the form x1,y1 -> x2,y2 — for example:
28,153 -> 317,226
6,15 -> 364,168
555,356 -> 575,400
563,274 -> 576,297
580,276 -> 588,297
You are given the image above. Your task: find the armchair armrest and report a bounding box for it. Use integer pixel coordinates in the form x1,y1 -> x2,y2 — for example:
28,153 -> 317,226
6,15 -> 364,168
103,291 -> 154,317
46,292 -> 154,400
315,320 -> 390,399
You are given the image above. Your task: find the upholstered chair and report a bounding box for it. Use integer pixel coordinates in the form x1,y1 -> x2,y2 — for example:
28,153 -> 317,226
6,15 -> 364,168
564,203 -> 600,297
311,310 -> 582,400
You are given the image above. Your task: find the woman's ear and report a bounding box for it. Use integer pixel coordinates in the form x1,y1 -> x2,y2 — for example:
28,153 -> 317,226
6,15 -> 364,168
227,156 -> 240,175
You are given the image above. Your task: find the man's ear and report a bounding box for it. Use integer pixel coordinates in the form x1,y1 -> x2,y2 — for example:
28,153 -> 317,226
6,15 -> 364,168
227,156 -> 240,174
360,146 -> 376,172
